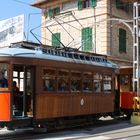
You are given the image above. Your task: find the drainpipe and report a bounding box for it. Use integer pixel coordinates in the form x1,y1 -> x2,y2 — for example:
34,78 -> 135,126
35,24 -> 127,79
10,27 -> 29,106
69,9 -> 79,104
94,7 -> 96,53
110,0 -> 113,55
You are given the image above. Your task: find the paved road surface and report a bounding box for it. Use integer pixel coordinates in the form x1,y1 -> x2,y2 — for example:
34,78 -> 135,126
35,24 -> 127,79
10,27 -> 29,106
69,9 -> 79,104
0,121 -> 140,139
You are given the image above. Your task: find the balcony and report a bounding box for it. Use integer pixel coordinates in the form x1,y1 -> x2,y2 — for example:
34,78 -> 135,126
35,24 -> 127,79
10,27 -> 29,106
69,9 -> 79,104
32,0 -> 74,9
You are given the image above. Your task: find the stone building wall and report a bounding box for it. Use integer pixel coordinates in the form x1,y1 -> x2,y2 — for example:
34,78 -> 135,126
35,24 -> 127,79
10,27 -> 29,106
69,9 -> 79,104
41,0 -> 133,66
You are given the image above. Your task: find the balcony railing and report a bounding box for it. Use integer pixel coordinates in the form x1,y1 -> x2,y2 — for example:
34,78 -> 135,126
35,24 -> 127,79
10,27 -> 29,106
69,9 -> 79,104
121,0 -> 137,3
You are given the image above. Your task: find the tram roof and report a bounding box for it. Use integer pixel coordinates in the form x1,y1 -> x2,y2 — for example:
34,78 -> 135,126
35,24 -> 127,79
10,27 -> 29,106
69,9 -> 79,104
0,41 -> 117,69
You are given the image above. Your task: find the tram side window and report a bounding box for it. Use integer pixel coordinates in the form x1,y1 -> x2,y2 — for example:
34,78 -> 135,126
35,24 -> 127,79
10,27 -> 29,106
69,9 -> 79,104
58,70 -> 69,92
13,71 -> 18,89
20,72 -> 24,91
103,74 -> 112,93
120,74 -> 129,85
43,69 -> 56,92
0,63 -> 8,89
71,72 -> 81,92
93,73 -> 102,93
83,72 -> 92,93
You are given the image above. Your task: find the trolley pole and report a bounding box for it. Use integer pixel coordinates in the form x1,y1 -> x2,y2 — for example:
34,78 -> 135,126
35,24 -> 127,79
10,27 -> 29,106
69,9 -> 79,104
131,2 -> 140,124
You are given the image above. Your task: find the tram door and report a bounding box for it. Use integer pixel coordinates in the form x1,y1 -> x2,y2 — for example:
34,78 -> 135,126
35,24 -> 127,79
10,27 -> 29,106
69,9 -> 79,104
24,66 -> 35,117
13,65 -> 35,117
114,74 -> 120,114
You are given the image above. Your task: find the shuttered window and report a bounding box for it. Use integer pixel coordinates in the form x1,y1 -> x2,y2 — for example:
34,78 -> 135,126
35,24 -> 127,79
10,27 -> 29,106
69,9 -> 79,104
116,0 -> 122,8
90,0 -> 97,7
48,9 -> 53,18
52,33 -> 61,47
78,0 -> 97,10
119,28 -> 126,53
82,27 -> 93,51
116,0 -> 129,11
78,0 -> 83,10
48,7 -> 60,18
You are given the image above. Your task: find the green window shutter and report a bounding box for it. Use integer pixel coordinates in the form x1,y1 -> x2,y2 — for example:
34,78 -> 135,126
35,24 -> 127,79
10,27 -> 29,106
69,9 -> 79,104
78,0 -> 83,10
90,0 -> 97,8
119,29 -> 126,53
82,27 -> 93,51
116,0 -> 128,11
54,7 -> 60,15
48,9 -> 53,18
52,33 -> 61,47
116,0 -> 121,8
56,7 -> 60,14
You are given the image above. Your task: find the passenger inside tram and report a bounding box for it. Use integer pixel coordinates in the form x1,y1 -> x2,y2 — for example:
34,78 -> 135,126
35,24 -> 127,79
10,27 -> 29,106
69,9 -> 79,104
94,81 -> 101,92
44,79 -> 54,91
13,81 -> 22,110
59,80 -> 68,91
0,70 -> 8,88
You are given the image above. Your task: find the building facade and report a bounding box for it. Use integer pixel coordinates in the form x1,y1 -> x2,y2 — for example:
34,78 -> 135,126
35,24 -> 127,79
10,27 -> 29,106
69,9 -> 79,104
33,0 -> 133,66
32,0 -> 135,92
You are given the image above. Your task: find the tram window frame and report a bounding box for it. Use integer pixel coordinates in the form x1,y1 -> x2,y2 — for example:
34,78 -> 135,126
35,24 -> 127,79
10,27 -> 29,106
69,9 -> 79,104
93,73 -> 102,93
82,72 -> 92,93
71,71 -> 82,93
57,70 -> 69,93
43,68 -> 56,92
13,71 -> 19,90
19,72 -> 24,91
103,74 -> 112,93
13,66 -> 24,92
0,63 -> 9,90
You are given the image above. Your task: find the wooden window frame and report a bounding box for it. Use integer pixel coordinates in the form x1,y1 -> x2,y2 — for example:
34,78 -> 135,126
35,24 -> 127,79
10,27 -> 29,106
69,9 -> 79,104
57,69 -> 70,93
82,72 -> 93,93
93,73 -> 103,93
43,68 -> 56,92
70,71 -> 82,93
103,74 -> 112,93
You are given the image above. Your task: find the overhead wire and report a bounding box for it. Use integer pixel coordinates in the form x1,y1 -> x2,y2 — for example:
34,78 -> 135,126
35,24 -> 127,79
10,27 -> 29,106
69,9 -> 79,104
11,0 -> 135,46
11,0 -> 31,6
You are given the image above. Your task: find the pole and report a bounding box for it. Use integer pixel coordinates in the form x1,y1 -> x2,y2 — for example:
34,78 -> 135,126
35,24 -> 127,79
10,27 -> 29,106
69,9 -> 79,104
133,2 -> 139,95
131,2 -> 140,125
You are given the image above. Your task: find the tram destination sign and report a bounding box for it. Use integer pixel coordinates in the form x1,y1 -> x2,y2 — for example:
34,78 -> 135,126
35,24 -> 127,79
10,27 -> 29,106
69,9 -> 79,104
0,15 -> 24,47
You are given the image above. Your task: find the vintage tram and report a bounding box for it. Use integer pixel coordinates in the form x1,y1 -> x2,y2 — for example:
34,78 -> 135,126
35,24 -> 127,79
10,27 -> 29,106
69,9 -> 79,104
0,41 -> 117,130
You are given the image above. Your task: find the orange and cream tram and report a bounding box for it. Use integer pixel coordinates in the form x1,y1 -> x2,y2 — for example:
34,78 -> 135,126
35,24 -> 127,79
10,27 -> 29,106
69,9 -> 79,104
0,41 -> 117,130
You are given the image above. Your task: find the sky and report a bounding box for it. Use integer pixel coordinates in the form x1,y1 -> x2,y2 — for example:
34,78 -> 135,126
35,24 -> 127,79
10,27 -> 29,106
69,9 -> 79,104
0,0 -> 41,43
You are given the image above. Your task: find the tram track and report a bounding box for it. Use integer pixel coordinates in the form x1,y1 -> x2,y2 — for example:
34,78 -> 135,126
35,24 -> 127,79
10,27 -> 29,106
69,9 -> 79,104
0,116 -> 129,140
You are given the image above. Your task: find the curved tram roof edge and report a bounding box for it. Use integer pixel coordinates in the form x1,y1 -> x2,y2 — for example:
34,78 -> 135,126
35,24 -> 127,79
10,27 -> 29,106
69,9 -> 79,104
0,45 -> 118,69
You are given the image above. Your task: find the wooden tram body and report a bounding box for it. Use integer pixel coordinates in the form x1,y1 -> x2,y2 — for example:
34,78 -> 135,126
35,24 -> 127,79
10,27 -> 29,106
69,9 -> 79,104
0,42 -> 117,129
